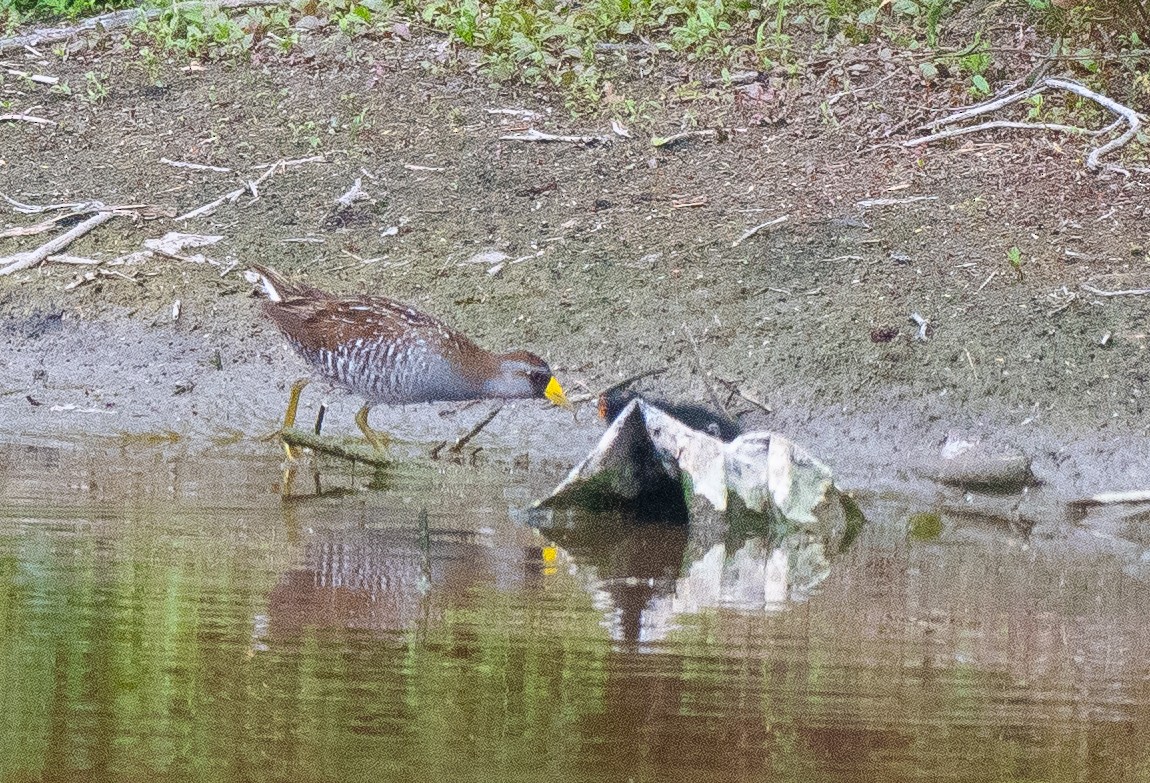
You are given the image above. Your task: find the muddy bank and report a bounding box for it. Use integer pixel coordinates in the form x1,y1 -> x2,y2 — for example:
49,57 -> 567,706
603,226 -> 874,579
1,24 -> 1148,504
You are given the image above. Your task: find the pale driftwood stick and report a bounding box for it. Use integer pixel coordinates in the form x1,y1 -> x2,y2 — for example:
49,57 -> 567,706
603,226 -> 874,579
280,427 -> 391,467
910,312 -> 930,341
448,403 -> 504,455
251,154 -> 327,169
501,128 -> 611,145
1,196 -> 163,218
46,254 -> 102,265
856,195 -> 938,209
925,83 -> 1046,130
906,77 -> 1144,171
173,188 -> 243,222
1070,490 -> 1150,507
0,8 -> 154,53
0,210 -> 117,276
1080,283 -> 1150,297
175,162 -> 280,220
244,160 -> 282,200
4,68 -> 59,85
160,158 -> 232,172
731,215 -> 789,247
403,163 -> 446,172
486,108 -> 543,120
335,177 -> 366,207
0,113 -> 55,125
0,213 -> 73,238
0,0 -> 282,54
1,194 -> 87,214
904,120 -> 1102,149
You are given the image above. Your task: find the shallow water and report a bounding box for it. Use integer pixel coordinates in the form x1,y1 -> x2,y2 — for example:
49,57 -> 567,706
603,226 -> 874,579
3,443 -> 1150,783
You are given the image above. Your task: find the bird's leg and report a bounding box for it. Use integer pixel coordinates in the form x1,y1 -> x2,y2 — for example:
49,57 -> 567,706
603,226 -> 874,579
355,403 -> 391,452
281,377 -> 311,460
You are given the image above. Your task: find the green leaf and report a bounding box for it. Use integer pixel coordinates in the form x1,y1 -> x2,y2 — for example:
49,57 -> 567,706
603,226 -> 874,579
919,61 -> 938,81
857,7 -> 878,24
971,74 -> 989,94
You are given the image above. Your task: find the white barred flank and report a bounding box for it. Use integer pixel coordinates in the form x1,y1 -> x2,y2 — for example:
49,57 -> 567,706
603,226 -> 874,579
295,333 -> 482,405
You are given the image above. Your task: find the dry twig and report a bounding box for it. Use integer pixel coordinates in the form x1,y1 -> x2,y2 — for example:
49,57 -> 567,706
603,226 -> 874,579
175,160 -> 283,221
909,312 -> 930,342
1070,490 -> 1150,508
732,215 -> 789,247
0,0 -> 281,54
1080,283 -> 1150,297
279,427 -> 391,467
1,194 -> 87,214
4,68 -> 58,85
856,195 -> 938,209
160,158 -> 232,173
447,404 -> 504,455
0,113 -> 55,125
501,128 -> 611,145
0,210 -> 118,276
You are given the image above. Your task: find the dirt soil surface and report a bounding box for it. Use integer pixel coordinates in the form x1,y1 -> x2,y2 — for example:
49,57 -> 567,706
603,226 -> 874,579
2,15 -> 1149,504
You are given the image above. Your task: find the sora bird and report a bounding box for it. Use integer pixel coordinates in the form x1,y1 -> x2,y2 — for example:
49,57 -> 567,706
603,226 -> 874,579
247,264 -> 568,453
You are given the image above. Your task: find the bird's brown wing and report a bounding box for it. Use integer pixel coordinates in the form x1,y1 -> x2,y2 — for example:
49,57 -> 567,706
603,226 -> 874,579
265,293 -> 483,361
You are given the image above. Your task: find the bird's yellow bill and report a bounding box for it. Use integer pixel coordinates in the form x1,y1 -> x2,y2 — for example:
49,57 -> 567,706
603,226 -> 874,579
544,376 -> 569,407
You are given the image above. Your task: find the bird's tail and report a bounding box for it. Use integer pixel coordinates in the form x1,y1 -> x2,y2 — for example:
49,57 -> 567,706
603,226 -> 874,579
244,264 -> 306,302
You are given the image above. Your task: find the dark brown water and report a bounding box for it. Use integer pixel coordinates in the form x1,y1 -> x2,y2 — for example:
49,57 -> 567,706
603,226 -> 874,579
3,442 -> 1150,783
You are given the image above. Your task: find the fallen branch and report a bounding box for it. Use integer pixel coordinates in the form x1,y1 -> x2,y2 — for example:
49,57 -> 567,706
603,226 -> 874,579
714,376 -> 773,414
4,68 -> 59,85
1,194 -> 89,214
909,312 -> 930,342
0,113 -> 56,125
160,158 -> 232,173
335,177 -> 368,207
487,107 -> 544,120
174,156 -> 330,221
0,210 -> 117,276
175,161 -> 280,221
0,0 -> 281,54
903,77 -> 1145,171
447,403 -> 504,455
856,195 -> 938,209
0,213 -> 77,239
47,254 -> 102,265
1080,283 -> 1150,297
732,215 -> 789,247
600,367 -> 669,396
280,427 -> 391,467
1070,490 -> 1150,508
501,128 -> 611,145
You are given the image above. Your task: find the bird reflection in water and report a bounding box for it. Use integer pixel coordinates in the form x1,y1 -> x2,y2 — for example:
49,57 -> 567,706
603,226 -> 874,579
262,507 -> 552,642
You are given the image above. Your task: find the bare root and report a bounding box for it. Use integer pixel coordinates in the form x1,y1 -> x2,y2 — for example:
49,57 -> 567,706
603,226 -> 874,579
902,77 -> 1145,172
